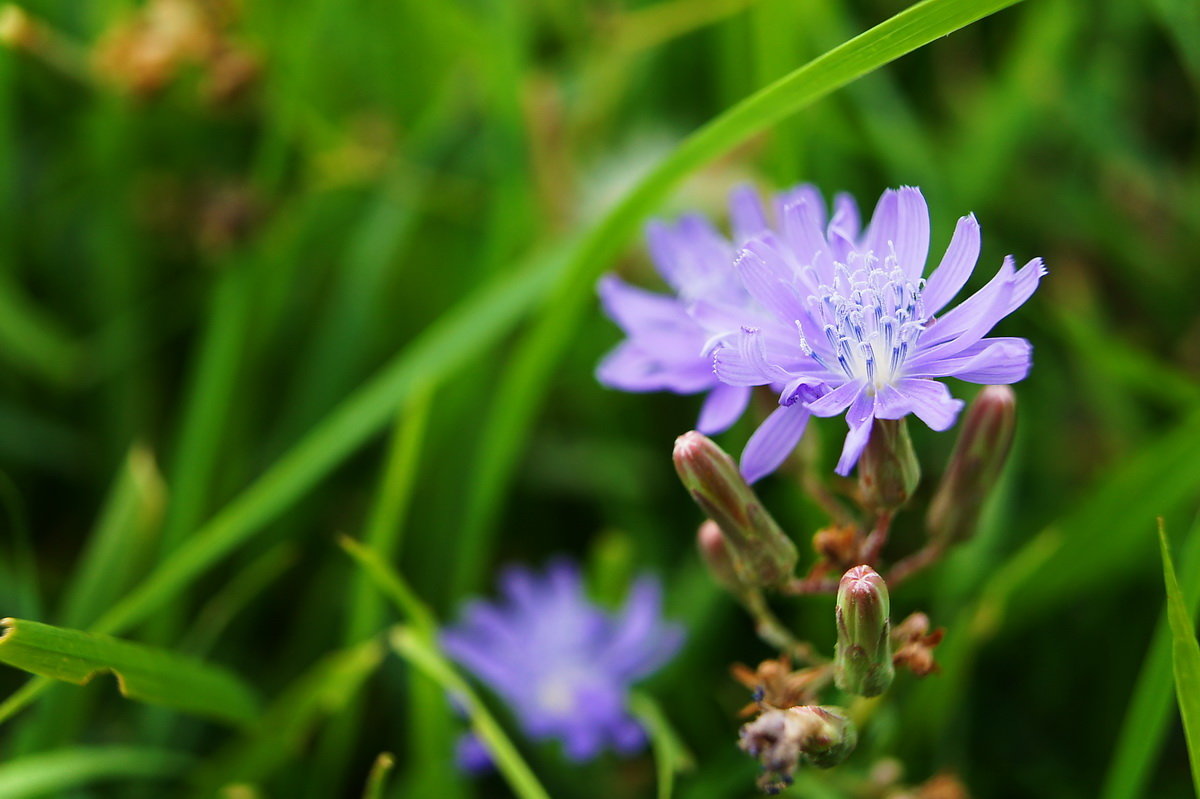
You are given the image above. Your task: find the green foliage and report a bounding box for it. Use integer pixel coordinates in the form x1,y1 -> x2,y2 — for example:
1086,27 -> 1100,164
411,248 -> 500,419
0,747 -> 191,798
0,619 -> 258,726
0,0 -> 1197,795
1159,521 -> 1200,796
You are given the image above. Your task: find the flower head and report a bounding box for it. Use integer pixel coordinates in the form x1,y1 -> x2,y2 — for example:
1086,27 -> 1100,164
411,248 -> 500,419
597,185 -> 804,434
713,185 -> 1044,480
440,560 -> 684,771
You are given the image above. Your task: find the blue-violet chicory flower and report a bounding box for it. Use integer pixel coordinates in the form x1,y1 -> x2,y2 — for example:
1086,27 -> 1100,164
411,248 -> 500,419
713,185 -> 1045,481
597,185 -> 815,434
441,560 -> 684,772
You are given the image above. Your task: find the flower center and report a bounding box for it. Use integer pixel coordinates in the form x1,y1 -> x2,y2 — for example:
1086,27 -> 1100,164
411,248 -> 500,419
804,252 -> 925,390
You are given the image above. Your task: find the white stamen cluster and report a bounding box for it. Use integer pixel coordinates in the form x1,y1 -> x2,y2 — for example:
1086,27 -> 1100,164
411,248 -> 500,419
799,250 -> 925,390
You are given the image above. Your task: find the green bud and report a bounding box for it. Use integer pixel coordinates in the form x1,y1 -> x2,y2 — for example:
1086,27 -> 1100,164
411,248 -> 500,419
834,565 -> 894,698
858,418 -> 920,512
696,521 -> 746,595
673,432 -> 797,588
927,386 -> 1016,547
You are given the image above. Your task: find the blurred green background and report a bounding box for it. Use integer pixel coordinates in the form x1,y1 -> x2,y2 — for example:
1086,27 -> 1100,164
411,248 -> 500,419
0,0 -> 1199,796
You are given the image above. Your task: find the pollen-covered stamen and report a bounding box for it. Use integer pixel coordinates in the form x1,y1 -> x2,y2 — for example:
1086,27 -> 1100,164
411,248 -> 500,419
803,257 -> 925,389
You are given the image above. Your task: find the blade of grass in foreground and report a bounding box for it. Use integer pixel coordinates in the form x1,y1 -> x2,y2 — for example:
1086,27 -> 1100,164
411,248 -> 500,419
0,619 -> 258,726
0,747 -> 191,798
1159,519 -> 1200,796
1102,513 -> 1200,799
450,0 -> 1031,598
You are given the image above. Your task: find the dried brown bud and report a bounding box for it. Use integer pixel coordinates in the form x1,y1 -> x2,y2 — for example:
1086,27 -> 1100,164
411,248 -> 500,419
731,656 -> 826,713
739,706 -> 857,793
891,612 -> 944,677
812,524 -> 860,570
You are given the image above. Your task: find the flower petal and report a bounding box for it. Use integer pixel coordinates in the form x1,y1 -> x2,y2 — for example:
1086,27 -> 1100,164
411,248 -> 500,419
863,189 -> 898,257
806,379 -> 866,418
827,192 -> 861,260
712,326 -> 792,386
735,246 -> 807,322
921,213 -> 980,315
730,184 -> 769,241
597,276 -> 691,334
890,378 -> 965,431
892,186 -> 931,281
740,403 -> 811,483
697,383 -> 752,434
596,340 -> 713,393
603,577 -> 685,679
835,390 -> 876,476
906,337 -> 1032,384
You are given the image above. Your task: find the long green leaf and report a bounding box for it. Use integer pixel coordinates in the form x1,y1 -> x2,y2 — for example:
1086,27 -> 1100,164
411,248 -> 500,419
1102,513 -> 1200,799
450,0 -> 1031,597
389,627 -> 551,799
1159,520 -> 1200,796
0,747 -> 191,799
0,619 -> 258,726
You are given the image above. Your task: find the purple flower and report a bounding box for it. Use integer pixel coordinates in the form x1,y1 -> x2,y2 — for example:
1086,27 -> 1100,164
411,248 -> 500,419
441,560 -> 684,772
597,186 -> 798,434
713,185 -> 1045,481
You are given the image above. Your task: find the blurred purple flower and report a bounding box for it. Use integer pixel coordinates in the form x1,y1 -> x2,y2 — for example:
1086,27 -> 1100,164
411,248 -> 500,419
713,185 -> 1045,481
597,185 -> 807,434
441,560 -> 684,773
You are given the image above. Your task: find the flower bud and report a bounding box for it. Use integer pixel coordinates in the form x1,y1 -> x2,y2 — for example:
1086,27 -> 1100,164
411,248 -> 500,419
834,565 -> 894,697
674,432 -> 797,588
858,419 -> 920,512
696,521 -> 746,595
927,386 -> 1016,547
739,705 -> 857,792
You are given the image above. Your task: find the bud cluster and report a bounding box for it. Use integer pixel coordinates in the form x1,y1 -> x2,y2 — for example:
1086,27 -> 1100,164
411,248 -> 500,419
672,383 -> 1018,793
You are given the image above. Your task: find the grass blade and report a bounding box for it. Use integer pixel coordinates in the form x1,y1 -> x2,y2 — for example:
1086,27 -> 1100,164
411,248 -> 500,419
361,752 -> 395,799
1159,519 -> 1200,796
451,0 -> 1031,597
389,627 -> 551,799
629,691 -> 694,799
0,747 -> 191,798
1102,513 -> 1200,799
0,619 -> 259,726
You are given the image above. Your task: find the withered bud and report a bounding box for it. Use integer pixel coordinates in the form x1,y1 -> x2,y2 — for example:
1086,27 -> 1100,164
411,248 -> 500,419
731,656 -> 825,714
812,524 -> 860,570
927,386 -> 1016,547
892,612 -> 944,678
739,706 -> 857,793
674,432 -> 797,588
834,565 -> 894,697
858,418 -> 920,512
696,521 -> 744,595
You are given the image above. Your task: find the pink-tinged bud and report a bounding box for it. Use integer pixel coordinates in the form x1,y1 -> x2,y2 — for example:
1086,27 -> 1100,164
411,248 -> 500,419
858,419 -> 920,512
674,432 -> 797,588
696,521 -> 745,595
834,565 -> 894,697
927,386 -> 1016,547
739,705 -> 857,792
